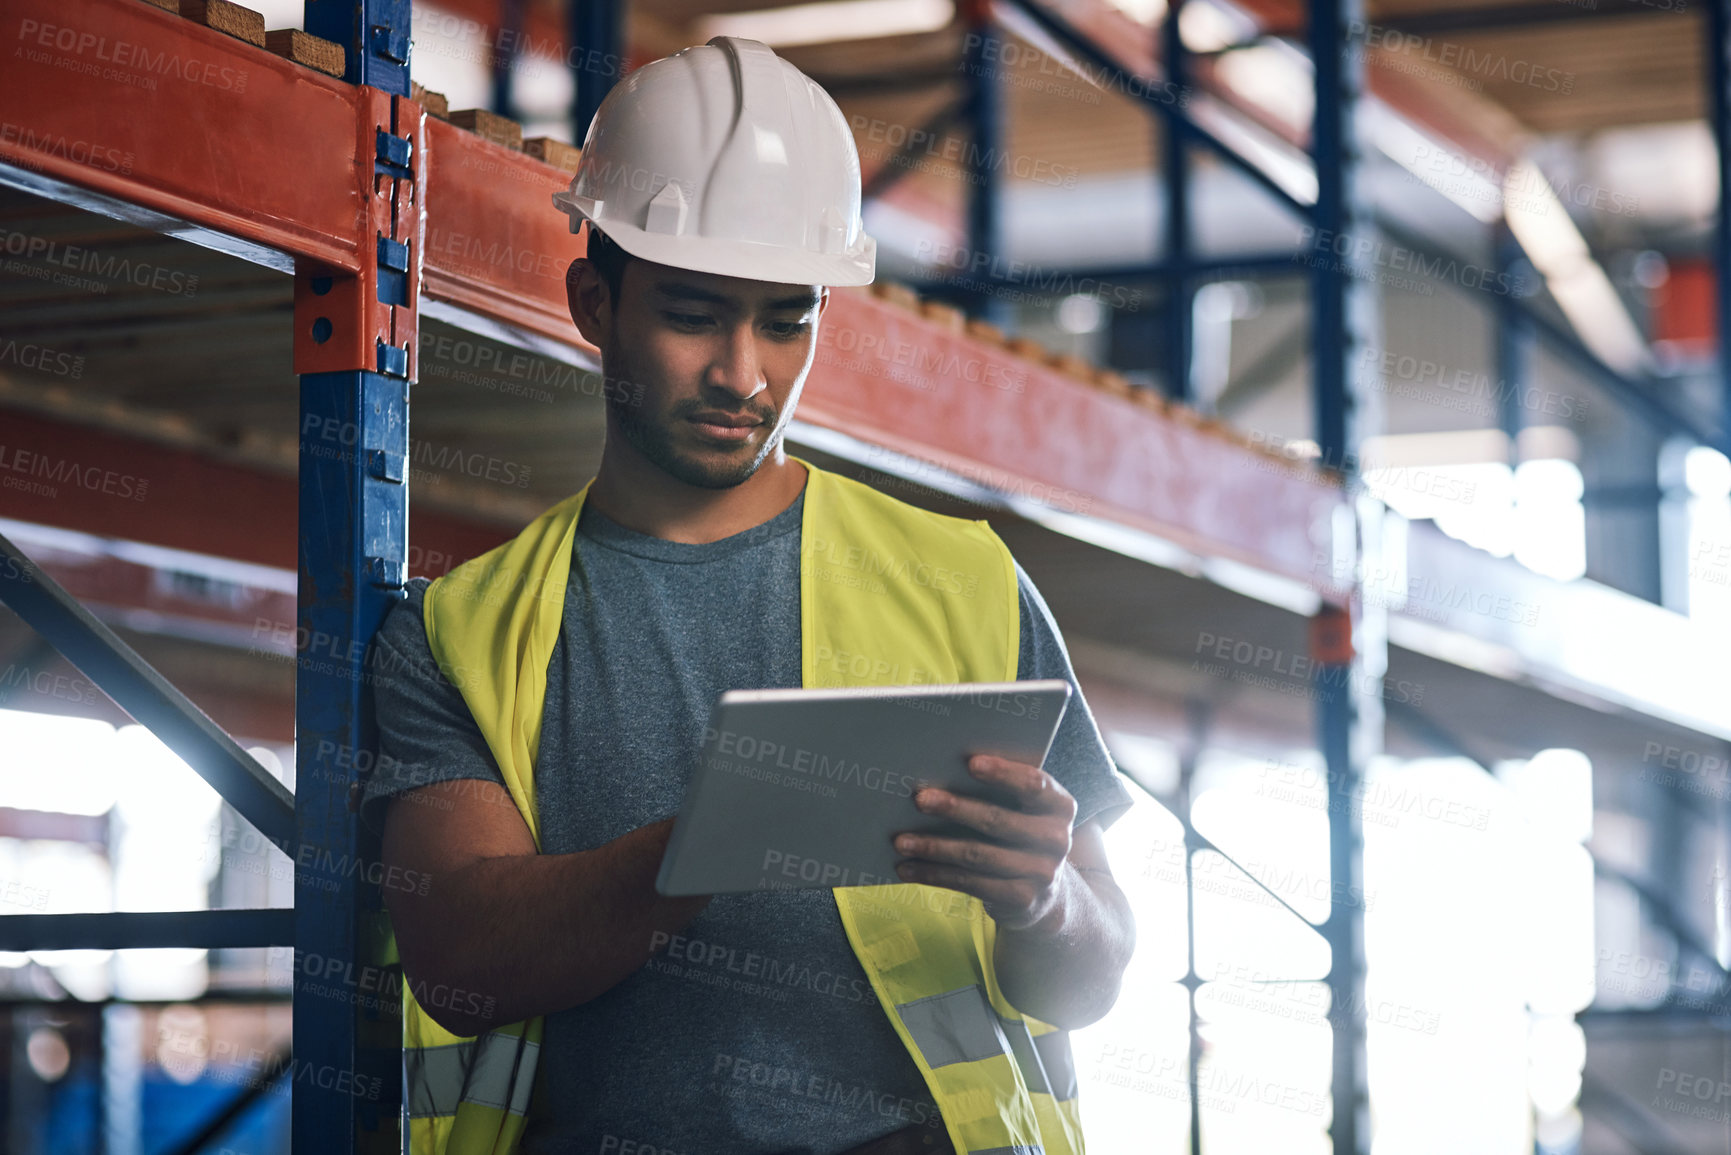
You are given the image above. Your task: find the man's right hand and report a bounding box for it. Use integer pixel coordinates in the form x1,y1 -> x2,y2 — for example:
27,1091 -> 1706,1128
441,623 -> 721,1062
381,779 -> 713,1036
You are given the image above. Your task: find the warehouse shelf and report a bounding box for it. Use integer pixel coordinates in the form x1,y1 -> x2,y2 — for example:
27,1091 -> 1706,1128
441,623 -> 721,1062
0,6 -> 1371,1151
0,0 -> 1357,593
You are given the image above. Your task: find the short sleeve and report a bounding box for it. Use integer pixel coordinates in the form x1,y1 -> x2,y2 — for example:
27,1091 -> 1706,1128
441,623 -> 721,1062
1013,560 -> 1135,832
362,578 -> 507,834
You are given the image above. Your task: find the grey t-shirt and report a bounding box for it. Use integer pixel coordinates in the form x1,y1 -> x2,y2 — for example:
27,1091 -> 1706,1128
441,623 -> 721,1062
364,486 -> 1133,1155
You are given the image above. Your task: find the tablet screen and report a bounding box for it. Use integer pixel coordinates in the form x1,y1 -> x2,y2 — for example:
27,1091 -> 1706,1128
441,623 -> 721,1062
656,680 -> 1071,896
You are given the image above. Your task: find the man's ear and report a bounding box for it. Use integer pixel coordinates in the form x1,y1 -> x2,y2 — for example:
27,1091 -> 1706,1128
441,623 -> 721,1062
566,257 -> 612,350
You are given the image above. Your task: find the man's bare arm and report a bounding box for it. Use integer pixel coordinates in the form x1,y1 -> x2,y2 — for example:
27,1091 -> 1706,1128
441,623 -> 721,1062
990,821 -> 1135,1028
380,779 -> 712,1037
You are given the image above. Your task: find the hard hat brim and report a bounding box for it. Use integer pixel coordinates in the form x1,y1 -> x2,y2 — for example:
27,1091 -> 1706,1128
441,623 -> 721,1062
590,219 -> 877,289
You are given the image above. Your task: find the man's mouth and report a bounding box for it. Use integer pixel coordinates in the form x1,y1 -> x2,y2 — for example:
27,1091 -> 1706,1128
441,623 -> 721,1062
688,411 -> 766,443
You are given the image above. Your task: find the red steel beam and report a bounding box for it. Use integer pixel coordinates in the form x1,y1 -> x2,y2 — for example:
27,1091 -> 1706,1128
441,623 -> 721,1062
421,116 -> 592,345
0,412 -> 513,578
802,292 -> 1346,591
0,645 -> 296,742
0,412 -> 293,568
27,551 -> 297,644
0,659 -> 295,743
0,807 -> 108,844
0,0 -> 370,270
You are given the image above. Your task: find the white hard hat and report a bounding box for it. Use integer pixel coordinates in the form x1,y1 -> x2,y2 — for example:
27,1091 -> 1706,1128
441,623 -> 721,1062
552,36 -> 876,287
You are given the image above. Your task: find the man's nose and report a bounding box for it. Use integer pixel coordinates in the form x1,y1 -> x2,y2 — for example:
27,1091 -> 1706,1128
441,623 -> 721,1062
706,322 -> 767,399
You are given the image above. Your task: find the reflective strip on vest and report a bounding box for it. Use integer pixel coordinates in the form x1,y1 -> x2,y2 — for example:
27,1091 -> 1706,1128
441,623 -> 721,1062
1001,1019 -> 1051,1098
896,987 -> 1008,1068
1031,1029 -> 1077,1102
407,1035 -> 540,1119
895,986 -> 1078,1103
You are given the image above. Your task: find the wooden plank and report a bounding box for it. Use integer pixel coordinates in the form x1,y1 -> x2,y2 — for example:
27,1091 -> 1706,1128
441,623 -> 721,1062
449,108 -> 524,151
1092,368 -> 1133,398
412,82 -> 450,120
264,28 -> 345,78
919,299 -> 966,333
524,137 -> 583,173
179,0 -> 266,47
870,279 -> 921,311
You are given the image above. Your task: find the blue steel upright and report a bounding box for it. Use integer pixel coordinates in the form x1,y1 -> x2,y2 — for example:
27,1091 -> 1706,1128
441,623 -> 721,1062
571,0 -> 625,143
294,0 -> 414,1151
491,0 -> 528,118
1310,0 -> 1375,470
1161,0 -> 1192,404
295,369 -> 410,1155
306,0 -> 413,95
1496,228 -> 1533,459
1309,2 -> 1379,1154
1712,0 -> 1731,449
964,0 -> 1007,327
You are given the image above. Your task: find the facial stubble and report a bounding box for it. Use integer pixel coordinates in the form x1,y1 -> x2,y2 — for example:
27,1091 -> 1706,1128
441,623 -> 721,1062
602,327 -> 777,491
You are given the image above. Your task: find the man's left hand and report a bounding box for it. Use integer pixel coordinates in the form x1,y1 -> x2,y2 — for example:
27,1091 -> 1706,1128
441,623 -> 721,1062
893,754 -> 1077,931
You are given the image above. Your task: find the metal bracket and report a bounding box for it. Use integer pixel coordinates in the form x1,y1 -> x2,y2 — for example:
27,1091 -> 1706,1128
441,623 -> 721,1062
377,236 -> 409,273
375,127 -> 412,174
365,448 -> 405,483
369,24 -> 409,64
377,234 -> 410,306
364,556 -> 406,588
375,339 -> 409,378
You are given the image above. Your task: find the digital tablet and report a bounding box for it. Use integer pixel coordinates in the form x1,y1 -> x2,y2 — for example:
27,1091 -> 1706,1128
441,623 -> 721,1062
655,680 -> 1072,897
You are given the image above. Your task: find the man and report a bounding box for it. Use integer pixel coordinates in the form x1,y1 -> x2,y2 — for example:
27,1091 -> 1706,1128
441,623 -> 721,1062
365,36 -> 1135,1155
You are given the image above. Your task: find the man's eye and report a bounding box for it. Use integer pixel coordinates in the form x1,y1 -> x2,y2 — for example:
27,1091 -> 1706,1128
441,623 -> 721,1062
666,313 -> 712,328
766,321 -> 811,340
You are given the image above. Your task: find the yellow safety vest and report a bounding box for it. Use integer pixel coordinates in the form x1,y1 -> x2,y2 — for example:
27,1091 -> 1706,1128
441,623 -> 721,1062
404,456 -> 1086,1155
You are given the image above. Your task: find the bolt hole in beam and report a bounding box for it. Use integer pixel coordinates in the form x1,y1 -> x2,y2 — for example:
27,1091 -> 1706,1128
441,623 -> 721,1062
311,275 -> 334,296
312,317 -> 333,344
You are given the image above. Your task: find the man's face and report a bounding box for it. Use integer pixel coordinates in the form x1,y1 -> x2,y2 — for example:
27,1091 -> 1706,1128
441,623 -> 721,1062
575,255 -> 829,490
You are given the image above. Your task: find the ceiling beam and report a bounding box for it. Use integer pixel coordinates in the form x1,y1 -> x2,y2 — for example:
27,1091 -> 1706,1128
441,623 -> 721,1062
1368,0 -> 1687,37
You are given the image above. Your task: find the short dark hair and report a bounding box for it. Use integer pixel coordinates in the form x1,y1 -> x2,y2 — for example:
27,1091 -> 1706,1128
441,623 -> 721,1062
586,226 -> 632,302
